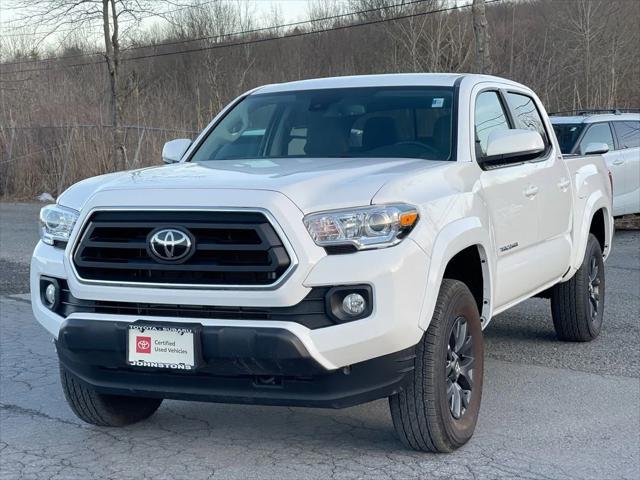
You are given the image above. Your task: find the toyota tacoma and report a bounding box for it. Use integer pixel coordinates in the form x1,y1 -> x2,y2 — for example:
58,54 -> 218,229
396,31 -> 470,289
32,74 -> 613,452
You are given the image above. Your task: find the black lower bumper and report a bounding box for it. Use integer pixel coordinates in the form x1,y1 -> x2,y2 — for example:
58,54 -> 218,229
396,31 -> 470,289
56,319 -> 416,408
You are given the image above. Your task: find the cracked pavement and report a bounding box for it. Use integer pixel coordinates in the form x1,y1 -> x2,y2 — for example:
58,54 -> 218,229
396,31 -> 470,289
1,202 -> 639,479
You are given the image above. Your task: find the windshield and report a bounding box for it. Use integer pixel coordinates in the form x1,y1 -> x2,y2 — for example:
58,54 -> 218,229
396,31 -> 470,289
552,123 -> 585,154
190,87 -> 455,163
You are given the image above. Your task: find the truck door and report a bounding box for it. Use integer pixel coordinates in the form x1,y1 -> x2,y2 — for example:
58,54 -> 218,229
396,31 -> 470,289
504,91 -> 573,282
473,90 -> 540,308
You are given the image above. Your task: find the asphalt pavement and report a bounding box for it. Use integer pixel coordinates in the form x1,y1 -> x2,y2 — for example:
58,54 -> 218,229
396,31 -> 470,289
1,202 -> 638,480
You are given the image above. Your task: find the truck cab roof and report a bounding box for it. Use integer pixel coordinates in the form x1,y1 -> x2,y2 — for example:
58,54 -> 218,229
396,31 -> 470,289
254,73 -> 527,94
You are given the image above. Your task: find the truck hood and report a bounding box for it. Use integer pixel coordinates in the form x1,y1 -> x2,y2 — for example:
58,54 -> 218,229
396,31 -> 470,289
58,157 -> 445,213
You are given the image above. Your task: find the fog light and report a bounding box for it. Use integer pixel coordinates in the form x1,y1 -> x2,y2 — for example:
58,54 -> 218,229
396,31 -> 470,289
326,285 -> 372,323
40,277 -> 60,311
44,283 -> 57,306
342,293 -> 366,316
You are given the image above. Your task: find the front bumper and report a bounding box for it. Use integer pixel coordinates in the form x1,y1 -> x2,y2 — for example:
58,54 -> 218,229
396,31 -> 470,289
33,239 -> 428,371
57,318 -> 416,408
31,192 -> 430,371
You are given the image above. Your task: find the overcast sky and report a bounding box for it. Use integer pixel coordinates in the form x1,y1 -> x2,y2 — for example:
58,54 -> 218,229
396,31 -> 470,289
0,0 -> 315,50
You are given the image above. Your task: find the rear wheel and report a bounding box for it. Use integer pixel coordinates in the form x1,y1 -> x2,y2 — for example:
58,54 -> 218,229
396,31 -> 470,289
551,233 -> 605,342
60,363 -> 162,427
389,279 -> 484,452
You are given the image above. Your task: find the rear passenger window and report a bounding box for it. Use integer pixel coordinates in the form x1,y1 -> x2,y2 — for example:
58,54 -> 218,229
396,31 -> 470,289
505,92 -> 549,148
613,121 -> 640,149
474,91 -> 511,157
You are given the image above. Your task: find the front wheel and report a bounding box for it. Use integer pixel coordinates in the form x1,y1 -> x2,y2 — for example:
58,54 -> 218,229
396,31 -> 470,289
60,363 -> 163,427
550,233 -> 605,342
389,279 -> 484,452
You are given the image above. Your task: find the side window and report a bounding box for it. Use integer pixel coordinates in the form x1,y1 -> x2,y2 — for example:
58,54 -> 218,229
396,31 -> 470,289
505,92 -> 549,148
613,121 -> 640,149
474,91 -> 511,157
579,123 -> 614,154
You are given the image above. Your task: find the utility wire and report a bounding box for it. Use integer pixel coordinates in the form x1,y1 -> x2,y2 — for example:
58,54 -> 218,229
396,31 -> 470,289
1,0 -> 459,66
0,0 -> 221,34
1,0 -> 502,75
0,124 -> 198,133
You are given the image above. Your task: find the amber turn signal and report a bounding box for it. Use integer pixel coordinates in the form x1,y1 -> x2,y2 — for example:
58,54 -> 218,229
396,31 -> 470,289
399,211 -> 419,228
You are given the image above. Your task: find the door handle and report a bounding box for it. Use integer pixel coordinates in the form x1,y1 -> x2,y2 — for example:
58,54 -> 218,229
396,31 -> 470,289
524,185 -> 539,198
612,159 -> 624,165
558,178 -> 571,191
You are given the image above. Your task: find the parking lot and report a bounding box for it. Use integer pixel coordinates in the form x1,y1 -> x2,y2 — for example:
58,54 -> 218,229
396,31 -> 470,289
1,202 -> 638,480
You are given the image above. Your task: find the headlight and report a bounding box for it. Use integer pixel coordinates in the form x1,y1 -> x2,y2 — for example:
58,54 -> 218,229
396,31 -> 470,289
303,204 -> 419,250
39,204 -> 79,246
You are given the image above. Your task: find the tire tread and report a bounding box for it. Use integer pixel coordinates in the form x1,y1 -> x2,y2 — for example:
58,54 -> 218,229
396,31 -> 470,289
551,234 -> 604,342
59,364 -> 162,427
389,279 -> 482,452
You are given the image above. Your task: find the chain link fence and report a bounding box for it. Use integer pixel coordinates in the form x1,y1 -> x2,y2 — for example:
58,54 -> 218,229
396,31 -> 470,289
0,124 -> 198,199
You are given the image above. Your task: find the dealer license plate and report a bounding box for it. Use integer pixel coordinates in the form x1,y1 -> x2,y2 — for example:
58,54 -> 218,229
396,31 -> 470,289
127,324 -> 195,370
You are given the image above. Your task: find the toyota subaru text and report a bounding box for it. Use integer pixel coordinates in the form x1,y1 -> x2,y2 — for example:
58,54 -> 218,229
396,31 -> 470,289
32,74 -> 613,452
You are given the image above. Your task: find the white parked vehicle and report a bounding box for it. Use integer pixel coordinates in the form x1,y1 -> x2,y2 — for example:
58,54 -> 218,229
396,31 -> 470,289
551,111 -> 640,216
32,74 -> 613,452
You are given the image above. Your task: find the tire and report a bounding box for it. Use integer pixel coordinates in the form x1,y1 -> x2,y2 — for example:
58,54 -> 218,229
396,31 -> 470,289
60,363 -> 163,427
550,233 -> 605,342
389,279 -> 484,453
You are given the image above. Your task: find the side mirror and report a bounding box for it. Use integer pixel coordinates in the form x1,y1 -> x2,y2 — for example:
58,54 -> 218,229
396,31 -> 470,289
162,139 -> 192,164
581,142 -> 609,156
483,129 -> 545,166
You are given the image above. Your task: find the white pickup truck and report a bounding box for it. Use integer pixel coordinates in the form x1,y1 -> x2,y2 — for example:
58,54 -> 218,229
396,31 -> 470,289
32,74 -> 613,452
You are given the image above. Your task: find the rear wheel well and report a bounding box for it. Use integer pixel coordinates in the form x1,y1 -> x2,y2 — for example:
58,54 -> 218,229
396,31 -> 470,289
590,209 -> 606,251
443,246 -> 485,316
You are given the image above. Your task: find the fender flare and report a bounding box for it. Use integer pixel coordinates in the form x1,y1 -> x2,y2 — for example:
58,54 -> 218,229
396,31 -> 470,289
571,191 -> 613,272
417,217 -> 494,330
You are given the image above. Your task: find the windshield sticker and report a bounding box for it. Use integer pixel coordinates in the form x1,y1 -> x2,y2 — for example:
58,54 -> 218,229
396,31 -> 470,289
432,98 -> 444,108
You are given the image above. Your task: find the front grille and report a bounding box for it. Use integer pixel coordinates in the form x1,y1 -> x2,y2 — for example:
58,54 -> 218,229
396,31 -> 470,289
55,280 -> 335,329
72,210 -> 292,286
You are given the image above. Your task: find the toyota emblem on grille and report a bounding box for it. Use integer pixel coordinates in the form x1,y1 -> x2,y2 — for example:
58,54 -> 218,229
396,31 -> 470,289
147,228 -> 194,263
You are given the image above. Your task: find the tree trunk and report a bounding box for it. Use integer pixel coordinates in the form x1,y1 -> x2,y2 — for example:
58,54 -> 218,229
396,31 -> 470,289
102,0 -> 126,170
472,0 -> 492,74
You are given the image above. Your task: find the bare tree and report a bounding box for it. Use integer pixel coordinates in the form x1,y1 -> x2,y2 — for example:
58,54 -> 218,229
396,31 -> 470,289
102,0 -> 126,169
7,0 -> 193,170
472,0 -> 492,74
1,0 -> 639,200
